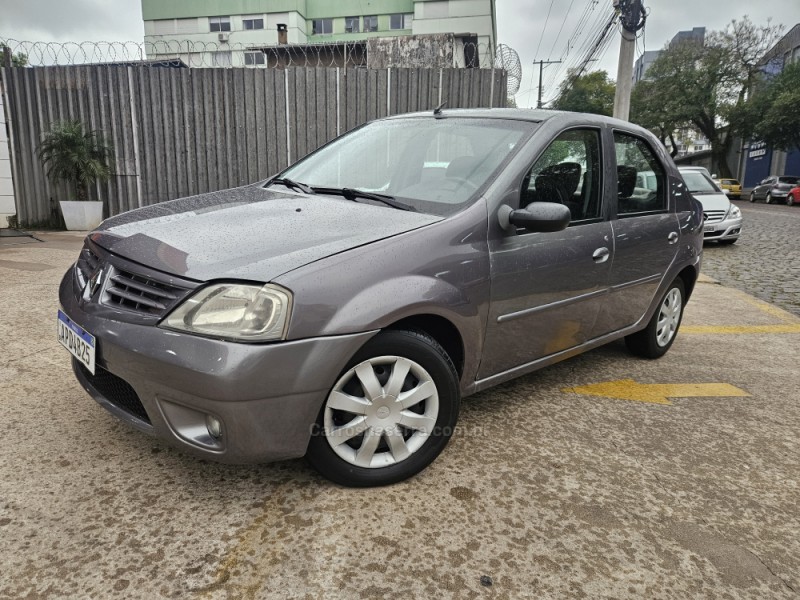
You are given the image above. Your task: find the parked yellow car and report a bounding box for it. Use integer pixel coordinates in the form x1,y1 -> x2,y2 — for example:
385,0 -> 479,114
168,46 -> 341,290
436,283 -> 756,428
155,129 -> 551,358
717,178 -> 742,198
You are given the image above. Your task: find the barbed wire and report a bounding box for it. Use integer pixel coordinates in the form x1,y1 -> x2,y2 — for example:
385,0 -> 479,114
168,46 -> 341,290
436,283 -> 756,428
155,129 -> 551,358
0,38 -> 511,73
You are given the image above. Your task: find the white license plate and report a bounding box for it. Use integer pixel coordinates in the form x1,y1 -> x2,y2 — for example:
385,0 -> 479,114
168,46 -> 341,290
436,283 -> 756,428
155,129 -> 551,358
57,309 -> 96,374
704,225 -> 716,232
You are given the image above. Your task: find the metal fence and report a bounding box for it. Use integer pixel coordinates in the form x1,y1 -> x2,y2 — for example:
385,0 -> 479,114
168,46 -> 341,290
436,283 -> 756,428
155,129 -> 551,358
1,64 -> 507,226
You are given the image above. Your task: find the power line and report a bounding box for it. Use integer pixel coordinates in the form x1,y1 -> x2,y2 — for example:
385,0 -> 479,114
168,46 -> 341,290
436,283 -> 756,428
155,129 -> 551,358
532,0 -> 557,63
545,0 -> 577,61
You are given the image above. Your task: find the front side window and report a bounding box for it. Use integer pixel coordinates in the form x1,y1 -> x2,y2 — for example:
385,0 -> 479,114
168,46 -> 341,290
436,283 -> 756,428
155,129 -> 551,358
614,132 -> 667,215
521,129 -> 602,222
345,16 -> 360,33
364,15 -> 378,32
312,19 -> 333,35
244,51 -> 265,66
243,17 -> 264,30
209,16 -> 231,32
279,118 -> 532,216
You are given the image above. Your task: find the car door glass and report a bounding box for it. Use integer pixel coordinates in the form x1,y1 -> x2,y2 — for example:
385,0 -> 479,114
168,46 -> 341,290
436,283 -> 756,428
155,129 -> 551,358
614,132 -> 667,215
521,129 -> 602,223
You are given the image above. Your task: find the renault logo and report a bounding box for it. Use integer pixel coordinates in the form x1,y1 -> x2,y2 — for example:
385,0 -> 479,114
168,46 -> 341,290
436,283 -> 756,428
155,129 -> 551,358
83,266 -> 104,299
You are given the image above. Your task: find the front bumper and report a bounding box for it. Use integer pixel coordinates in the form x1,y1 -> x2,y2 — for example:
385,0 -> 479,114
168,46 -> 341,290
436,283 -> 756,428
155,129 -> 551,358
703,215 -> 743,242
60,268 -> 376,464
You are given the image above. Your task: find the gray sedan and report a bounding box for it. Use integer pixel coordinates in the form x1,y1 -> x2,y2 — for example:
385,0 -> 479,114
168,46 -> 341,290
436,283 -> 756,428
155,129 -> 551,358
749,175 -> 800,204
58,109 -> 703,486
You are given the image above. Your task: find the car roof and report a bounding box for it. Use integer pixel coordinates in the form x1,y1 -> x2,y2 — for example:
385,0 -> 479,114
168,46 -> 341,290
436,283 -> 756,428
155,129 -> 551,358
382,108 -> 654,133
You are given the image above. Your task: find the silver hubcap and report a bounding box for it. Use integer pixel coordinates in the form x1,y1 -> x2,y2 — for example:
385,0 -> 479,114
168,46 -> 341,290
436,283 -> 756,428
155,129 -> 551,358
323,356 -> 439,469
656,288 -> 682,347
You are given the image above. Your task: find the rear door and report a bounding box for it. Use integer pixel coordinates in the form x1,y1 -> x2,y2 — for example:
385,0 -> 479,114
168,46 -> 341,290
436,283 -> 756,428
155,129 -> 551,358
592,130 -> 680,336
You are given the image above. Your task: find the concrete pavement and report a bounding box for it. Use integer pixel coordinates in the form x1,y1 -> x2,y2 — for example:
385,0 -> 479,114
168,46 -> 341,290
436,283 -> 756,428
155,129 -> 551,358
1,232 -> 798,599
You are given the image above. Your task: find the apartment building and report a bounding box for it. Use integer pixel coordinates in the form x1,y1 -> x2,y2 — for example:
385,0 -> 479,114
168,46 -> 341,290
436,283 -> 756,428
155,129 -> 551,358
142,0 -> 497,68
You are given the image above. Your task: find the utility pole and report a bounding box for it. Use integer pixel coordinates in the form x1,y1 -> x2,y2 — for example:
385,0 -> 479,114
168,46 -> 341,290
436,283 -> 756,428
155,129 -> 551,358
534,59 -> 561,109
612,0 -> 646,121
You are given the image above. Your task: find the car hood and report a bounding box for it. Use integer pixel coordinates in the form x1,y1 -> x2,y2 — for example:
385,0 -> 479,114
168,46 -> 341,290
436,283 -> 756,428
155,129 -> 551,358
91,184 -> 442,281
692,192 -> 731,212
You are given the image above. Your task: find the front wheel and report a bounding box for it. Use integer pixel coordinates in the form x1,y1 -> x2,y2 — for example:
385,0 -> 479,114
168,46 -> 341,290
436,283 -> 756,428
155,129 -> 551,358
306,329 -> 460,487
787,194 -> 795,207
625,278 -> 686,359
765,193 -> 772,204
749,192 -> 756,203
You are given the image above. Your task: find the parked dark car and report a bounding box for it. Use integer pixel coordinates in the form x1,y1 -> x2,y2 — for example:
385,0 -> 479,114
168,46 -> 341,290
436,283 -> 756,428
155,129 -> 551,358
58,109 -> 703,486
749,175 -> 800,204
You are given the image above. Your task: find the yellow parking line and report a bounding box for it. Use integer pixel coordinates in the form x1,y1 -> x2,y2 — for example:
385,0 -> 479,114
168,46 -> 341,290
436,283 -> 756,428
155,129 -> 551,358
682,324 -> 800,334
562,379 -> 750,405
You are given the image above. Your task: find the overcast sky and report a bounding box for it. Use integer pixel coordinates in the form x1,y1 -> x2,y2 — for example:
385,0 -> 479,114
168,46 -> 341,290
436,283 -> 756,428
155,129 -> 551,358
1,0 -> 799,107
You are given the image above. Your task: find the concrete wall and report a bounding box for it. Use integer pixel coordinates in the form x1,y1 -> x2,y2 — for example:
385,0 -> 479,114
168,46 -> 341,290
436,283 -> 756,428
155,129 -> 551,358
2,64 -> 506,226
0,81 -> 16,227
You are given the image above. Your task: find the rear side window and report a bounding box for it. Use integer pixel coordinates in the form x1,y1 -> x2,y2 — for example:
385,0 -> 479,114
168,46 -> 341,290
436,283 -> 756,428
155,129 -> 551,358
614,132 -> 667,215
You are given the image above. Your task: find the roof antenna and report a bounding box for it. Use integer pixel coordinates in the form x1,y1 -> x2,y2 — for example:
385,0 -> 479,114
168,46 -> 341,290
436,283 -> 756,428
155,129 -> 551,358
433,100 -> 447,116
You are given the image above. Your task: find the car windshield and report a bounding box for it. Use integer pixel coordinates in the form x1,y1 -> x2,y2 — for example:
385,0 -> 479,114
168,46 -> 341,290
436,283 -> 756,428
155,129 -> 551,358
277,117 -> 533,216
778,176 -> 800,185
681,171 -> 720,194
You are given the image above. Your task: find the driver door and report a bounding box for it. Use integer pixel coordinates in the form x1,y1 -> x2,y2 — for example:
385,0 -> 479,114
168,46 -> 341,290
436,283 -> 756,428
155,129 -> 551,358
479,127 -> 613,378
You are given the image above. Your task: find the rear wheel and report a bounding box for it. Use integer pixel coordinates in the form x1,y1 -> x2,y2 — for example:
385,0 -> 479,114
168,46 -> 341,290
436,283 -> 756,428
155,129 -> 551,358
306,329 -> 460,487
625,278 -> 686,359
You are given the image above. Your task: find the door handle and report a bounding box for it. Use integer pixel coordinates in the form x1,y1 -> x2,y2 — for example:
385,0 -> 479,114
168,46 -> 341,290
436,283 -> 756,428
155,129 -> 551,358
667,231 -> 679,244
592,247 -> 610,263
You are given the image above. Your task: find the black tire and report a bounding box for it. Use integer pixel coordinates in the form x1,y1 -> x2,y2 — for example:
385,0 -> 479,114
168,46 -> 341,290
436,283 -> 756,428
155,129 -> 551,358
625,278 -> 686,359
765,193 -> 772,204
787,195 -> 795,207
306,329 -> 460,487
749,192 -> 756,203
718,238 -> 737,245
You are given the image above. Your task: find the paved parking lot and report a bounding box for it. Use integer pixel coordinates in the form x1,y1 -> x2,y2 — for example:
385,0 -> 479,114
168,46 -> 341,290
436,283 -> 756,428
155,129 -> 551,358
1,232 -> 799,599
702,201 -> 800,316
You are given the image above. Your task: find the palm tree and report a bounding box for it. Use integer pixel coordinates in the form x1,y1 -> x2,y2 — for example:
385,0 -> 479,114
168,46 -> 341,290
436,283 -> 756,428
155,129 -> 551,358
37,120 -> 113,201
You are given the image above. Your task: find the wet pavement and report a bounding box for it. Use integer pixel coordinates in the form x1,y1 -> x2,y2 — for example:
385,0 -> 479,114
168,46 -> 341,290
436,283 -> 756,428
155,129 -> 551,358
1,232 -> 799,599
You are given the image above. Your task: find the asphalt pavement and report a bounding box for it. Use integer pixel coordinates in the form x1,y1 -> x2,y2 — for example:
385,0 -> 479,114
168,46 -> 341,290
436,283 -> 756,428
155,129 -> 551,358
1,231 -> 799,599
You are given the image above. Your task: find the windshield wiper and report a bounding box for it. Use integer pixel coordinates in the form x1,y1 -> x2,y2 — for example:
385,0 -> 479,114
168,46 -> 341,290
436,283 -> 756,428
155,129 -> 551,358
312,187 -> 417,212
267,177 -> 315,195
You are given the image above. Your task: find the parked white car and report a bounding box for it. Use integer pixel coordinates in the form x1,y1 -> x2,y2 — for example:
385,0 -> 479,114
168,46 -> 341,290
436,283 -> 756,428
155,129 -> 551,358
678,167 -> 742,245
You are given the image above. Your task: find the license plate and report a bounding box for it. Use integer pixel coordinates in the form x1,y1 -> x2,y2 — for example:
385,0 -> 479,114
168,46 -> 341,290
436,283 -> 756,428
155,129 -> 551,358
57,309 -> 96,374
704,225 -> 716,232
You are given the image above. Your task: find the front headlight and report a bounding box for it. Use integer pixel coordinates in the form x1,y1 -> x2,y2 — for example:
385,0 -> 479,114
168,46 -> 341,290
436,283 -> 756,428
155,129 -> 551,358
727,204 -> 741,219
161,283 -> 292,342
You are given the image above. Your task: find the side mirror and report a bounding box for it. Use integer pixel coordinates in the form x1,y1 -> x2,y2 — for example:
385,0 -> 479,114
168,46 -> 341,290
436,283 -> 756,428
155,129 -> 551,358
503,202 -> 571,233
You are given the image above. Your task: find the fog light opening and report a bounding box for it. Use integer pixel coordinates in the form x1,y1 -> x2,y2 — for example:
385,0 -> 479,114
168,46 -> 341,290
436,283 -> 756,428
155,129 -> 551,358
206,415 -> 223,439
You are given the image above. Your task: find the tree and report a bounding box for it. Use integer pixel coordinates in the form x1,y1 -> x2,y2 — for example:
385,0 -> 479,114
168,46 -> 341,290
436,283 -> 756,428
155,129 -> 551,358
37,120 -> 114,201
0,44 -> 28,67
632,17 -> 782,177
552,70 -> 615,116
751,62 -> 800,152
630,80 -> 680,156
